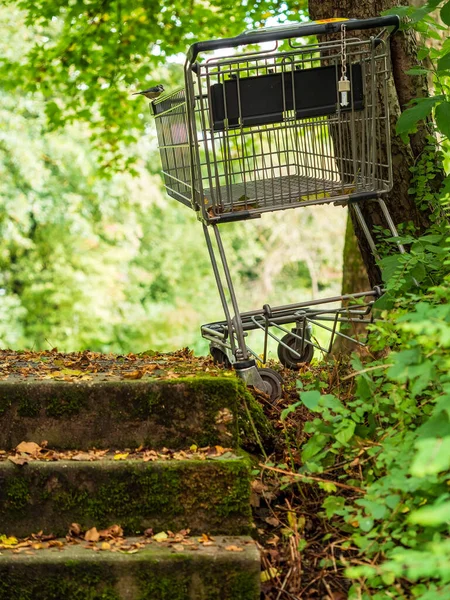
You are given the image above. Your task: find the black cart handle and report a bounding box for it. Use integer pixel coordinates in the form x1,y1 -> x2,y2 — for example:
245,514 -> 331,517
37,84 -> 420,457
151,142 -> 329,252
187,15 -> 400,62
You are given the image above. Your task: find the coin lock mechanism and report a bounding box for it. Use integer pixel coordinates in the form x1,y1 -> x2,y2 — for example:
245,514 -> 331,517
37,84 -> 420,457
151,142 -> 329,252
338,24 -> 351,107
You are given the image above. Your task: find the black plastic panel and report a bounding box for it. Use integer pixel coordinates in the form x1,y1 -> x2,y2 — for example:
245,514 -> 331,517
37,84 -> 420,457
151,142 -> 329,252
210,63 -> 364,130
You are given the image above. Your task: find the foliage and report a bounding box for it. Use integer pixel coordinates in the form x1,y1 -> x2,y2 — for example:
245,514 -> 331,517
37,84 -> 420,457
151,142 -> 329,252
273,5 -> 450,596
0,4 -> 347,354
0,0 -> 306,165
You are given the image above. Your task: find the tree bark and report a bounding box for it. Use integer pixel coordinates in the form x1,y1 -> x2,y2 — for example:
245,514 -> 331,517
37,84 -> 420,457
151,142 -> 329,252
308,0 -> 434,287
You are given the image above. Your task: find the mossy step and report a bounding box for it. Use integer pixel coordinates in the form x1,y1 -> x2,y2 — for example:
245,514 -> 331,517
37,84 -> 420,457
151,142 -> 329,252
0,457 -> 252,538
0,376 -> 272,450
0,536 -> 260,600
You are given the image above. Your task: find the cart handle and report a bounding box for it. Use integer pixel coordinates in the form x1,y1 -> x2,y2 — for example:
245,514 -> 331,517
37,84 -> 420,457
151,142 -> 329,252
187,15 -> 400,62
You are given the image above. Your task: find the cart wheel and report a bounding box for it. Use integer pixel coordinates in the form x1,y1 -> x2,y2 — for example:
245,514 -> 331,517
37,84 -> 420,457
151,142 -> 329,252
210,346 -> 232,369
258,368 -> 283,403
277,333 -> 314,370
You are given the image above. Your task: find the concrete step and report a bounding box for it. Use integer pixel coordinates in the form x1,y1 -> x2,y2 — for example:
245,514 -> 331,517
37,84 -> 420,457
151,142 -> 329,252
0,376 -> 248,450
0,535 -> 260,600
0,456 -> 252,538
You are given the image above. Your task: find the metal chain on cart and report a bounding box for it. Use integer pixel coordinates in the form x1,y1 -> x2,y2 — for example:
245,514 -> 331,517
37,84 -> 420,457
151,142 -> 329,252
338,23 -> 351,107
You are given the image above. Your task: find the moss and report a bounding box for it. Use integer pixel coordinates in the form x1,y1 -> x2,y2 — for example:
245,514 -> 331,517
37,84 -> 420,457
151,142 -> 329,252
137,556 -> 260,600
45,389 -> 87,418
5,478 -> 30,511
0,564 -> 120,600
0,375 -> 273,451
0,552 -> 259,600
235,381 -> 275,452
0,397 -> 12,416
1,459 -> 251,537
17,396 -> 41,417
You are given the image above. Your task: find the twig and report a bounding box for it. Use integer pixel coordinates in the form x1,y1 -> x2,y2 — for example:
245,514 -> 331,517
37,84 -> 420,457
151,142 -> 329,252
259,463 -> 365,494
242,397 -> 268,460
340,363 -> 393,381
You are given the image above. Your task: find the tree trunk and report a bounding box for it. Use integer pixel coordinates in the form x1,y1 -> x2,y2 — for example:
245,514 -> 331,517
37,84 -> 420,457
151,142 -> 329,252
331,214 -> 371,355
308,0 -> 434,287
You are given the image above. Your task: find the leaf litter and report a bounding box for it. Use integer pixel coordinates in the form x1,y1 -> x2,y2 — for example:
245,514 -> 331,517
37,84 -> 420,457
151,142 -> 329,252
0,347 -> 228,383
2,441 -> 238,465
0,524 -> 250,556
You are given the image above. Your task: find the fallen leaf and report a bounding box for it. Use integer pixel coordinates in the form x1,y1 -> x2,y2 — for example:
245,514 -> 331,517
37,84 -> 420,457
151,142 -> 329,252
153,532 -> 168,542
69,523 -> 82,537
8,455 -> 28,466
85,527 -> 100,542
172,544 -> 185,552
123,370 -> 144,380
16,441 -> 41,456
71,453 -> 92,461
114,453 -> 129,461
108,525 -> 123,538
0,535 -> 18,547
261,567 -> 280,583
265,517 -> 280,527
225,545 -> 244,552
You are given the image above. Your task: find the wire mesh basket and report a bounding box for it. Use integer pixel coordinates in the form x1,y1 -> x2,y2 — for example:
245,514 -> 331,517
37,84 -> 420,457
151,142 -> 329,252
153,18 -> 395,224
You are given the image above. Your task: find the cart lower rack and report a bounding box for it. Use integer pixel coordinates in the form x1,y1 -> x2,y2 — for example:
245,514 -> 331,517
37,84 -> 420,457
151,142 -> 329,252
152,15 -> 401,400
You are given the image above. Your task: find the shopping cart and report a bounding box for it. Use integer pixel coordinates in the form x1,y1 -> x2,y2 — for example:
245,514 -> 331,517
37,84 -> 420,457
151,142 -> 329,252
152,15 -> 402,401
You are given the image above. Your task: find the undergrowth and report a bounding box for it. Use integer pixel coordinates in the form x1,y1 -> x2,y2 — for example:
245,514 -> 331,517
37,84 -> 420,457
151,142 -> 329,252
256,4 -> 450,598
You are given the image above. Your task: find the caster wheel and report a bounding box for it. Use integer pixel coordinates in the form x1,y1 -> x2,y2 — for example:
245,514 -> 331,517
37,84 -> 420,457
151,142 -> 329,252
210,346 -> 232,369
258,368 -> 283,403
277,333 -> 314,370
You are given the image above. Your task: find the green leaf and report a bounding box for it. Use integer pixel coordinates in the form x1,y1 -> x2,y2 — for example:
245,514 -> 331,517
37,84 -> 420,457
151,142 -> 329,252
437,51 -> 450,72
335,419 -> 356,444
396,96 -> 444,136
280,401 -> 301,421
359,517 -> 374,532
322,496 -> 346,518
319,394 -> 348,415
300,390 -> 321,411
301,434 -> 328,461
409,501 -> 450,526
435,101 -> 450,138
410,436 -> 450,476
406,67 -> 429,76
441,0 -> 450,25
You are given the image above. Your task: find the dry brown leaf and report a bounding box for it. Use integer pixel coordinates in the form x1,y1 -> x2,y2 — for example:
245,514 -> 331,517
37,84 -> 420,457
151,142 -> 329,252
16,441 -> 41,456
69,523 -> 82,537
8,455 -> 28,466
123,370 -> 144,380
71,453 -> 92,461
108,525 -> 124,538
225,545 -> 244,552
84,527 -> 100,542
172,543 -> 185,552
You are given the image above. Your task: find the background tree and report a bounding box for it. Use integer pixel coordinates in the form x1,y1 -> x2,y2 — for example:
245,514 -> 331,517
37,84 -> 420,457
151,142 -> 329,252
309,0 -> 445,287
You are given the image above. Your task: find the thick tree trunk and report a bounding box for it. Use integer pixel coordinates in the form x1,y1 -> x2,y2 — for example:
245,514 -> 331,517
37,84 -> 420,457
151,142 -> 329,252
309,0 -> 434,287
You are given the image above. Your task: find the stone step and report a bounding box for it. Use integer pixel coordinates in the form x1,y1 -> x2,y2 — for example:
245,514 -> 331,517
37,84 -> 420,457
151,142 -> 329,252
0,457 -> 252,538
0,535 -> 260,600
0,376 -> 252,450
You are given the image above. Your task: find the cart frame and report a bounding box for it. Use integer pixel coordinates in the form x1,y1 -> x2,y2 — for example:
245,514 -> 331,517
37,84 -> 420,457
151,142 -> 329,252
152,15 -> 402,400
